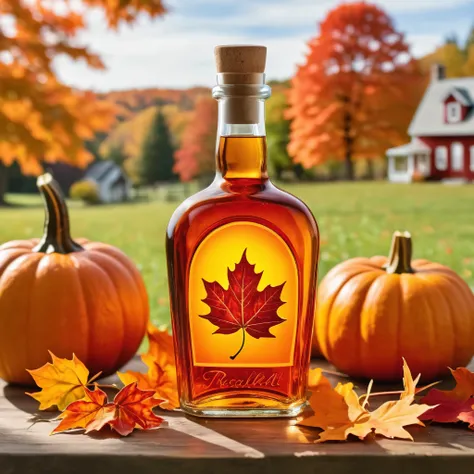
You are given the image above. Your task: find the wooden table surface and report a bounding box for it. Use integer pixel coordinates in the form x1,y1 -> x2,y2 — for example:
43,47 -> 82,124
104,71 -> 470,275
1,357 -> 474,474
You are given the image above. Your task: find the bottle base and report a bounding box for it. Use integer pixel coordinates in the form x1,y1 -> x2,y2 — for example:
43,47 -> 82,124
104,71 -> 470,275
181,398 -> 307,418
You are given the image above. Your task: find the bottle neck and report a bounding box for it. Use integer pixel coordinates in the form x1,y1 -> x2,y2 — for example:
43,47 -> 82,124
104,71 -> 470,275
213,81 -> 271,182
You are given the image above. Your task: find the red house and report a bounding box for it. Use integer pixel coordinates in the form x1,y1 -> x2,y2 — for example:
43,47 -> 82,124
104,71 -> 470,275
387,65 -> 474,183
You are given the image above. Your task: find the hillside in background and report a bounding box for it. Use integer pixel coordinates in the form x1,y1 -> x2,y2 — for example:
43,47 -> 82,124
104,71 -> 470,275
54,39 -> 474,192
99,87 -> 209,122
96,80 -> 291,183
100,81 -> 290,138
3,0 -> 474,201
97,87 -> 212,183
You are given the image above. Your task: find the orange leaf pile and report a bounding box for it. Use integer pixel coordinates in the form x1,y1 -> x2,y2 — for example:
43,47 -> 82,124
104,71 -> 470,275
299,359 -> 432,442
420,367 -> 474,429
27,352 -> 99,411
53,383 -> 165,436
118,323 -> 179,410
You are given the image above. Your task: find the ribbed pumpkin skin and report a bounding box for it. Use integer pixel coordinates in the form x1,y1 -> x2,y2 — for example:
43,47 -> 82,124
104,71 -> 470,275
314,256 -> 474,381
0,238 -> 149,385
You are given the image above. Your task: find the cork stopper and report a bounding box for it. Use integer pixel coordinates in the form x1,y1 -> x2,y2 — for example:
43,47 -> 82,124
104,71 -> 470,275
213,45 -> 268,125
215,45 -> 266,84
215,45 -> 266,74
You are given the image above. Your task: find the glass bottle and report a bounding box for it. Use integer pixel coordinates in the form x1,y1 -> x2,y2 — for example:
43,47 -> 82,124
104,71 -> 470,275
166,45 -> 319,417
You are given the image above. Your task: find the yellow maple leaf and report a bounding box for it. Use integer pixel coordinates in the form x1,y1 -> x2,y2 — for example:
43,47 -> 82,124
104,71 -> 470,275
367,360 -> 430,441
118,324 -> 179,410
118,370 -> 153,391
146,322 -> 175,365
307,367 -> 332,390
27,352 -> 93,411
299,359 -> 432,442
299,380 -> 372,442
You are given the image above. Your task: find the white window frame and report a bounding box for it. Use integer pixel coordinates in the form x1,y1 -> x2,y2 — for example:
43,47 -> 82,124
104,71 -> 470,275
446,102 -> 462,123
470,146 -> 474,172
435,146 -> 448,171
451,142 -> 464,171
393,155 -> 408,172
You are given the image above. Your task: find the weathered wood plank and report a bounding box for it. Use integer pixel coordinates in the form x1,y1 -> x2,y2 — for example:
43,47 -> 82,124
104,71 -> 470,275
0,357 -> 472,474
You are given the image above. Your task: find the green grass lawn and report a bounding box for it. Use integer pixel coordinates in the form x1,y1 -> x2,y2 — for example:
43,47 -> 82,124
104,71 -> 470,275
2,181 -> 474,327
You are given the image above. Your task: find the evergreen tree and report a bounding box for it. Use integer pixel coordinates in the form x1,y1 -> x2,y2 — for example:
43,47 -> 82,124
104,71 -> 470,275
464,44 -> 474,76
107,143 -> 127,168
139,108 -> 175,185
464,26 -> 474,76
445,33 -> 459,46
465,24 -> 474,53
85,132 -> 108,164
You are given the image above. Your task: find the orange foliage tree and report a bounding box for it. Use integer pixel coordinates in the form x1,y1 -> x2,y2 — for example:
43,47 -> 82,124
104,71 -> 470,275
174,96 -> 217,182
0,0 -> 166,203
287,2 -> 425,180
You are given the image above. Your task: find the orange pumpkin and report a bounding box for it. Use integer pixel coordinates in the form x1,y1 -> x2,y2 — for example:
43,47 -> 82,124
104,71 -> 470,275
314,231 -> 474,381
0,174 -> 149,385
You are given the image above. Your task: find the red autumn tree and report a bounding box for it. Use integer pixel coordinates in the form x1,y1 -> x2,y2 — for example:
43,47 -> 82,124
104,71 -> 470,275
286,2 -> 425,180
0,0 -> 166,203
174,96 -> 217,182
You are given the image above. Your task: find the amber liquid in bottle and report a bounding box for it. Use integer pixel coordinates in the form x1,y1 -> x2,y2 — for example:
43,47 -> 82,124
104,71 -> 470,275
166,58 -> 319,417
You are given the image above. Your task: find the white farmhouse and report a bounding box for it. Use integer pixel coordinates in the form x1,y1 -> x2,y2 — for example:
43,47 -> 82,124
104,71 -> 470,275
83,161 -> 132,203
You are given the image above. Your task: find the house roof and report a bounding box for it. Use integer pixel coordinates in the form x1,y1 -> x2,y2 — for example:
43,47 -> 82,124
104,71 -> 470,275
409,77 -> 474,137
84,160 -> 118,183
442,87 -> 472,106
386,138 -> 431,157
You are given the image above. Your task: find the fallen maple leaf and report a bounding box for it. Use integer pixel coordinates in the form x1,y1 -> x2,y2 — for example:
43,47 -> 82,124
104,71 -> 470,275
200,249 -> 286,360
299,381 -> 372,442
107,382 -> 165,435
459,408 -> 474,429
147,322 -> 175,362
118,355 -> 179,410
118,325 -> 179,410
27,352 -> 99,411
53,383 -> 165,436
299,359 -> 432,442
421,367 -> 474,427
367,381 -> 428,440
52,386 -> 112,434
308,367 -> 332,390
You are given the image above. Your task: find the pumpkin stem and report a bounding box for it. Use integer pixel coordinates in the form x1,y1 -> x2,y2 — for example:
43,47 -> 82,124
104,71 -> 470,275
33,173 -> 84,254
385,231 -> 414,274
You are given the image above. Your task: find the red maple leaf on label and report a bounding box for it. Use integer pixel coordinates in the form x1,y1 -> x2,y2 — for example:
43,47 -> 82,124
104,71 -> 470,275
200,249 -> 286,360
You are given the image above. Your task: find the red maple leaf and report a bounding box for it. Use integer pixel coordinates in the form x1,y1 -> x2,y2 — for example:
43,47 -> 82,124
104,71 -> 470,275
420,367 -> 474,428
459,409 -> 474,429
200,249 -> 286,360
53,383 -> 165,436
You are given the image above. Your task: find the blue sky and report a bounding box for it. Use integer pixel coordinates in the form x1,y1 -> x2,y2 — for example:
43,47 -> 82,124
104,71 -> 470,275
55,0 -> 474,91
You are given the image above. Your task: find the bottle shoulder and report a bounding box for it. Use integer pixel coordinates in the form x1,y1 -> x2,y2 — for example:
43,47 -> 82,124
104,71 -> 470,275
269,184 -> 319,230
167,181 -> 319,240
166,184 -> 221,236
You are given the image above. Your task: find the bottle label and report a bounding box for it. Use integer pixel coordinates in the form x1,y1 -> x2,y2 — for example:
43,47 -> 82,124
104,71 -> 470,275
188,221 -> 298,368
